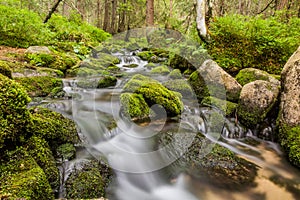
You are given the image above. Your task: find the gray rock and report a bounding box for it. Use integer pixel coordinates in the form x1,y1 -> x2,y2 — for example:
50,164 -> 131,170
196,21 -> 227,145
279,46 -> 300,127
189,59 -> 242,102
25,46 -> 51,54
237,80 -> 280,127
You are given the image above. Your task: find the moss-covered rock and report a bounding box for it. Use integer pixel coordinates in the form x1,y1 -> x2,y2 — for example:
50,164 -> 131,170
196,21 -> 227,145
0,147 -> 54,200
65,160 -> 112,199
163,79 -> 193,97
159,131 -> 257,186
201,96 -> 237,117
25,136 -> 59,190
169,53 -> 194,72
278,125 -> 300,167
168,69 -> 182,79
14,76 -> 63,97
150,65 -> 170,75
56,143 -> 76,161
98,75 -> 117,88
123,63 -> 138,68
278,46 -> 300,167
235,68 -> 280,86
144,62 -> 157,69
120,93 -> 150,120
123,74 -> 183,117
0,74 -> 31,149
24,51 -> 79,73
67,66 -> 107,77
28,106 -> 79,150
237,80 -> 280,128
0,60 -> 12,78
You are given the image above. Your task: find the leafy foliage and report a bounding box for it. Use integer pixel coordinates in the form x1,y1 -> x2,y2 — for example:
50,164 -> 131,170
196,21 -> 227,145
208,14 -> 300,75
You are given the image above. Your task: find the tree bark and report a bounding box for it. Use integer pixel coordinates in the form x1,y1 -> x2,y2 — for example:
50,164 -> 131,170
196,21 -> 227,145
44,0 -> 63,23
146,0 -> 154,26
111,0 -> 117,34
196,0 -> 209,43
103,0 -> 111,32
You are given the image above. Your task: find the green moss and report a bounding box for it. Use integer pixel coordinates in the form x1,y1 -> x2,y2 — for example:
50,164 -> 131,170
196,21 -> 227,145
0,147 -> 54,200
123,63 -> 138,68
25,136 -> 59,190
98,76 -> 117,88
278,125 -> 300,168
120,93 -> 150,120
136,82 -> 183,117
67,67 -> 104,77
137,51 -> 155,61
0,74 -> 31,149
150,65 -> 170,75
56,143 -> 76,160
49,86 -> 65,98
188,71 -> 209,101
168,69 -> 182,79
169,53 -> 193,72
65,160 -> 112,199
36,67 -> 64,78
24,52 -> 79,73
0,60 -> 12,78
28,106 -> 79,150
14,76 -> 63,97
163,79 -> 193,96
235,68 -> 272,86
122,74 -> 183,117
201,97 -> 237,117
144,62 -> 157,69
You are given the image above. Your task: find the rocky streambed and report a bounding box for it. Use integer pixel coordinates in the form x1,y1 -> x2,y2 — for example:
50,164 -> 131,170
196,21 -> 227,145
0,30 -> 299,199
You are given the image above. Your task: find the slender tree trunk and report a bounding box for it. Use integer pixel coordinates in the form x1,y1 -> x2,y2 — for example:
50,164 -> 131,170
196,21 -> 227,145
111,0 -> 117,34
103,0 -> 111,32
96,0 -> 102,28
146,0 -> 154,26
44,0 -> 63,23
196,0 -> 209,43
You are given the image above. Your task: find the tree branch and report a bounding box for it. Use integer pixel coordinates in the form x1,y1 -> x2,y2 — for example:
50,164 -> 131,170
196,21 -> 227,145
44,0 -> 64,23
257,0 -> 276,15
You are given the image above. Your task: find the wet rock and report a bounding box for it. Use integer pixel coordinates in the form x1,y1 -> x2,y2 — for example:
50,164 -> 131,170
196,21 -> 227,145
168,69 -> 182,79
237,80 -> 280,128
189,59 -> 242,102
65,159 -> 112,199
235,68 -> 280,86
163,79 -> 194,97
151,65 -> 171,75
201,96 -> 238,117
278,46 -> 300,167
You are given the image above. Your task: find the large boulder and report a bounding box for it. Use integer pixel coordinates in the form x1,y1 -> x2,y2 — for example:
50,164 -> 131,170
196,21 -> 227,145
189,59 -> 242,102
278,46 -> 300,167
237,80 -> 280,128
235,68 -> 280,86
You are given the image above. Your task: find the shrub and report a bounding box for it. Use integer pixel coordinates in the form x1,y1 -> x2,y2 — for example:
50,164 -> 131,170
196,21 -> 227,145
208,14 -> 300,75
0,5 -> 48,47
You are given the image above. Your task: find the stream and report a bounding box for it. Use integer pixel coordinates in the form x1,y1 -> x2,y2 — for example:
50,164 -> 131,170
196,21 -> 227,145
46,44 -> 300,200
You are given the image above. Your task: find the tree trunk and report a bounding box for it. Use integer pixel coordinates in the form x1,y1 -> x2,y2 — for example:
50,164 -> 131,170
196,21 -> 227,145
103,0 -> 111,32
111,0 -> 117,34
96,0 -> 102,28
196,0 -> 209,43
146,0 -> 154,26
44,0 -> 63,23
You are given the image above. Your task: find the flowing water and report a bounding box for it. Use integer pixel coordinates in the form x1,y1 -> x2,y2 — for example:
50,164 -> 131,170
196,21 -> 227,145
48,50 -> 300,200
